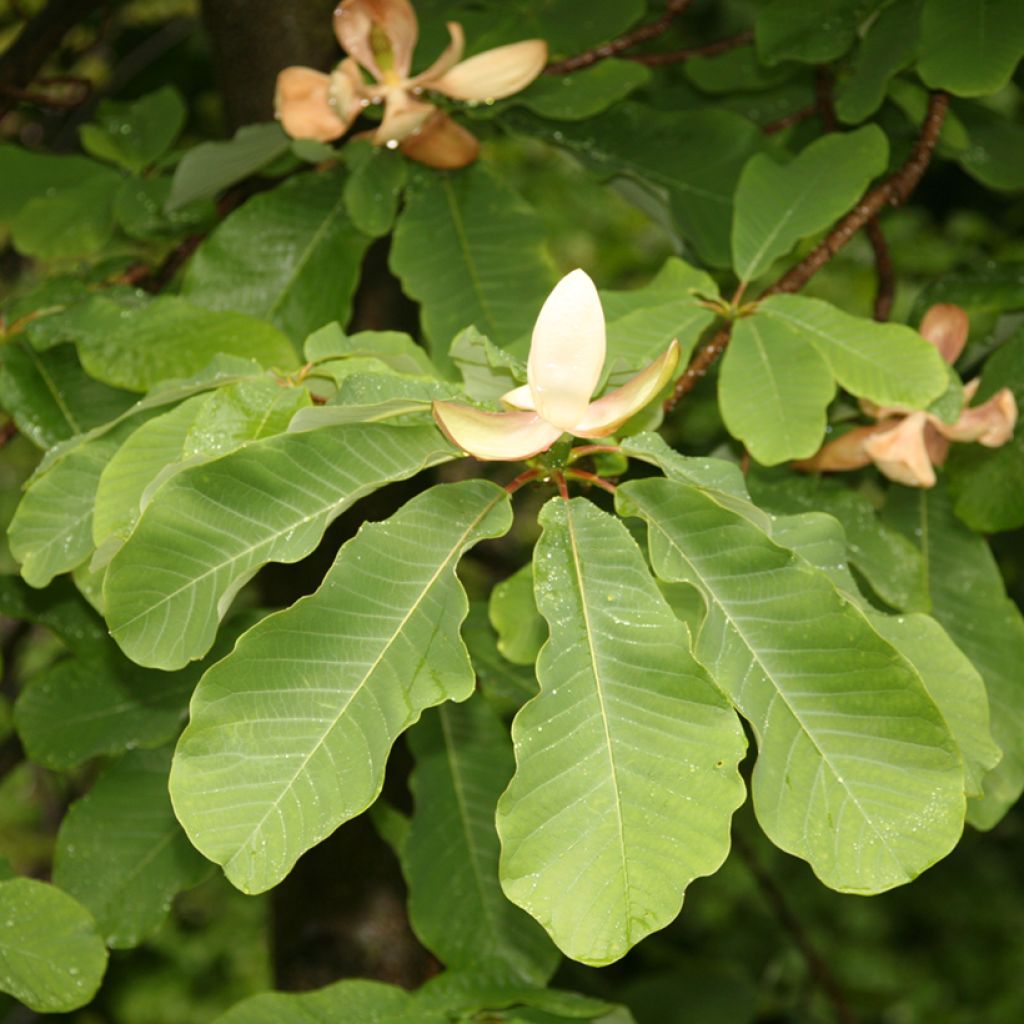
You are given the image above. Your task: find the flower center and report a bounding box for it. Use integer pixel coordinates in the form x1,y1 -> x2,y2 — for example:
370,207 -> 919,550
370,25 -> 401,84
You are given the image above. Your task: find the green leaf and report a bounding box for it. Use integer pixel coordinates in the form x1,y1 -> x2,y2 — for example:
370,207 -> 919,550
719,313 -> 835,464
167,122 -> 291,211
10,172 -> 120,261
0,878 -> 108,1013
0,145 -> 111,232
523,0 -> 645,54
600,258 -> 719,383
462,602 -> 538,715
104,423 -> 455,669
835,0 -> 922,124
450,326 -> 527,401
489,563 -> 546,666
114,177 -> 214,240
497,498 -> 746,965
404,698 -> 559,982
753,294 -> 949,408
13,612 -> 257,770
506,61 -> 650,120
53,748 -> 209,948
918,0 -> 1024,97
909,262 -> 1024,321
756,0 -> 882,65
9,416 -> 144,587
78,86 -> 186,172
305,323 -> 438,378
619,476 -> 966,892
170,481 -> 512,892
731,126 -> 889,282
506,105 -> 764,268
389,164 -> 554,366
0,575 -> 108,659
0,341 -> 135,449
342,142 -> 408,237
211,978 -> 443,1024
946,327 -> 1024,532
884,484 -> 1024,829
289,374 -> 458,430
686,45 -> 797,94
92,379 -> 310,556
956,101 -> 1024,191
33,294 -> 297,392
182,166 -> 372,344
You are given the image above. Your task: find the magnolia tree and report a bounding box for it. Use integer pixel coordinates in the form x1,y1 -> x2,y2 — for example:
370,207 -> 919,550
1,0 -> 1023,1021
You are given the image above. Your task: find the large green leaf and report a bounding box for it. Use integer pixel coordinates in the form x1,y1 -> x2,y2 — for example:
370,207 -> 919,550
885,484 -> 1024,829
342,142 -> 409,237
182,166 -> 372,343
489,563 -> 546,666
917,0 -> 1024,97
53,748 -> 209,948
211,978 -> 444,1024
506,105 -> 764,268
719,313 -> 835,464
29,294 -> 296,393
389,164 -> 554,365
0,145 -> 111,232
0,575 -> 108,659
404,697 -> 559,982
752,294 -> 949,408
170,481 -> 512,892
731,126 -> 889,282
0,878 -> 108,1013
104,423 -> 454,669
462,602 -> 538,715
619,476 -> 965,893
503,61 -> 650,121
496,498 -> 746,965
0,341 -> 135,450
756,0 -> 882,65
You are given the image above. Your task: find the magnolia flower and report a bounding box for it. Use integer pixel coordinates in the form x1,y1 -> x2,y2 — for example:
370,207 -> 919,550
796,303 -> 1017,487
432,270 -> 680,461
274,0 -> 547,169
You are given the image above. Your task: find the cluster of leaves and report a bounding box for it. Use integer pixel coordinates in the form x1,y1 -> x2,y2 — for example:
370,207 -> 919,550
1,0 -> 1024,1021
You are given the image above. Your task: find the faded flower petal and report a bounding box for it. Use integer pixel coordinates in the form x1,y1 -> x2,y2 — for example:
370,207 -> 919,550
500,383 -> 535,411
430,39 -> 548,101
792,424 -> 877,473
274,67 -> 350,142
934,384 -> 1017,446
335,0 -> 419,80
409,22 -> 465,85
919,303 -> 970,365
528,268 -> 606,432
374,86 -> 435,142
400,109 -> 479,168
863,412 -> 937,487
574,340 -> 680,438
432,402 -> 562,461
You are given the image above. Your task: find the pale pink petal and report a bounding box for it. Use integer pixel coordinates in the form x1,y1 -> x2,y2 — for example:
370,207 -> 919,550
399,109 -> 479,168
863,413 -> 937,487
919,303 -> 970,365
275,67 -> 350,142
334,0 -> 419,80
527,269 -> 606,432
792,425 -> 878,473
429,39 -> 548,101
373,87 -> 435,143
432,402 -> 562,461
500,384 -> 536,410
933,385 -> 1018,446
408,22 -> 465,87
573,340 -> 680,438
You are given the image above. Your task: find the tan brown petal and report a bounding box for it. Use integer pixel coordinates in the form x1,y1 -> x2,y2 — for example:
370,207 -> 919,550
374,87 -> 435,143
334,0 -> 419,80
919,303 -> 970,365
792,424 -> 878,473
408,22 -> 466,86
863,413 -> 937,487
399,109 -> 480,168
429,39 -> 548,101
274,66 -> 348,142
933,385 -> 1018,446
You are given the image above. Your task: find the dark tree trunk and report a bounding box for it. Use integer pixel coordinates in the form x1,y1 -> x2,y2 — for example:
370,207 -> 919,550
200,0 -> 338,129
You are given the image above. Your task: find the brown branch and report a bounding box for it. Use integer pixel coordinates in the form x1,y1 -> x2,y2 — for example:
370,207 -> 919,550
0,0 -> 107,119
762,102 -> 819,136
665,91 -> 949,411
545,0 -> 692,75
0,73 -> 91,109
865,220 -> 894,321
733,833 -> 860,1024
624,28 -> 753,66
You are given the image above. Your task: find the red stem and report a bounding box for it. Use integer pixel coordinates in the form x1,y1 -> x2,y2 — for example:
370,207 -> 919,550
565,469 -> 617,495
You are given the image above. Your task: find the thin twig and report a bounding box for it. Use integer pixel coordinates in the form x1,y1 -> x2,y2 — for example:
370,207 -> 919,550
762,103 -> 819,135
504,468 -> 542,495
545,0 -> 692,74
554,471 -> 570,501
733,833 -> 860,1024
0,420 -> 17,449
565,468 -> 617,495
665,92 -> 949,411
865,219 -> 894,321
624,28 -> 753,66
567,444 -> 621,463
0,73 -> 91,108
